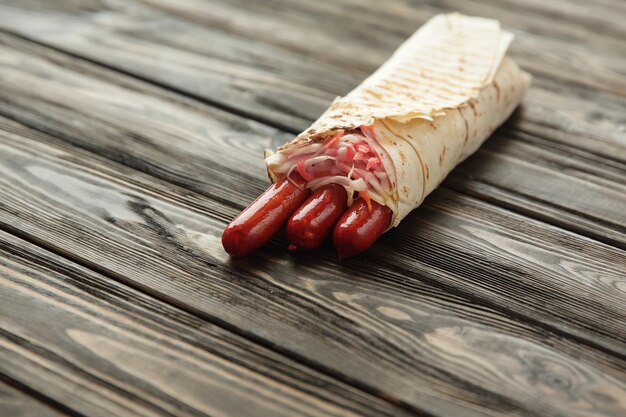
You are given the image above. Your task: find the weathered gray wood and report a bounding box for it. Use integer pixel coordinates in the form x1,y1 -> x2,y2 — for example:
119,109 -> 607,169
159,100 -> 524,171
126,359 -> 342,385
1,116 -> 625,417
1,0 -> 624,154
1,1 -> 625,416
133,0 -> 626,89
0,33 -> 623,251
0,31 -> 623,351
0,230 -> 411,417
0,380 -> 67,417
140,0 -> 626,160
0,2 -> 624,251
0,33 -> 288,208
449,129 -> 626,248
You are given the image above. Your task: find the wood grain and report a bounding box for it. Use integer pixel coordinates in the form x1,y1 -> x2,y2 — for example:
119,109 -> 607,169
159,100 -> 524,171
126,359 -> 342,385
140,0 -> 626,90
0,33 -> 288,209
0,36 -> 622,353
1,0 -> 624,154
0,230 -> 411,417
0,3 -> 624,250
1,1 -> 625,416
0,379 -> 67,417
449,128 -> 626,249
0,117 -> 624,417
0,30 -> 623,347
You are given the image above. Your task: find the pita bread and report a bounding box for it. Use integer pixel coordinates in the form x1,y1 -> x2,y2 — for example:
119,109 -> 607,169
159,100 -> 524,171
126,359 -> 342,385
266,13 -> 531,227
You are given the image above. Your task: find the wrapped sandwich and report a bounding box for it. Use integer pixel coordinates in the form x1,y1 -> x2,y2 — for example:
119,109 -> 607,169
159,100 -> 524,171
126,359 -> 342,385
223,13 -> 531,258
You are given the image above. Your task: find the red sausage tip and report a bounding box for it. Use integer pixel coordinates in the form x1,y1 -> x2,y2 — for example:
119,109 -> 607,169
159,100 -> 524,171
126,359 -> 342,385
333,199 -> 392,259
221,226 -> 247,258
286,183 -> 348,252
221,174 -> 310,257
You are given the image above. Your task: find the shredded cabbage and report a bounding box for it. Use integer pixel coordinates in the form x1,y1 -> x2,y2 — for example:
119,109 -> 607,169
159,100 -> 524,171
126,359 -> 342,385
272,129 -> 392,205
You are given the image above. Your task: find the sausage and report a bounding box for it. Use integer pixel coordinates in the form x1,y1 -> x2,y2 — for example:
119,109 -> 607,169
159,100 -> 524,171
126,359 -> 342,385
332,198 -> 393,259
222,173 -> 310,257
286,183 -> 348,252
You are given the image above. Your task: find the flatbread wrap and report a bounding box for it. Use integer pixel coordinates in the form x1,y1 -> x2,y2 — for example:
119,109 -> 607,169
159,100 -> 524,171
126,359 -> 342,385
223,13 -> 531,258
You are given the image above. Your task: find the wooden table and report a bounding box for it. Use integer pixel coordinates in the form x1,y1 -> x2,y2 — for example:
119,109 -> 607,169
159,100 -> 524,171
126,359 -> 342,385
0,1 -> 624,416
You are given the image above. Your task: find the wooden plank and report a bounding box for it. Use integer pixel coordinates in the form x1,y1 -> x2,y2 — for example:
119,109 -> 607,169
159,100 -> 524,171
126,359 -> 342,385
1,0 -> 624,157
0,32 -> 624,345
1,1 -> 624,221
0,379 -> 67,417
137,0 -> 626,96
0,33 -> 287,209
5,1 -> 624,415
0,230 -> 410,417
0,33 -> 623,251
132,0 -> 626,88
510,78 -> 626,164
0,30 -> 624,346
0,115 -> 625,417
449,129 -> 626,249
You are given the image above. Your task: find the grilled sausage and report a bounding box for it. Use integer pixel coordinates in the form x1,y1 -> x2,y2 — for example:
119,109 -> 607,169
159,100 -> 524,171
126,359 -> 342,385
332,198 -> 392,259
286,183 -> 348,252
222,174 -> 310,257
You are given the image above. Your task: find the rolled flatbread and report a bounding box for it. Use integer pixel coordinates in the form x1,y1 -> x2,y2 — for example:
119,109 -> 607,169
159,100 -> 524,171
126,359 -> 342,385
265,13 -> 531,228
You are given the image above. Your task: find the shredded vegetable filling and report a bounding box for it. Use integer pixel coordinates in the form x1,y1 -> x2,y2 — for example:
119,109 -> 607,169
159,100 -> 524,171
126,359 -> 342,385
277,128 -> 392,206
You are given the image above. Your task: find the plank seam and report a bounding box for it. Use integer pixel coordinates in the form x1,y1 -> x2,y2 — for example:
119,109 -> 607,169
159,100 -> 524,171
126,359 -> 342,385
373,255 -> 626,361
0,230 -> 423,417
0,329 -> 185,417
445,178 -> 626,250
504,127 -> 626,177
5,100 -> 624,255
0,30 -> 302,137
515,123 -> 626,166
0,27 -> 624,367
0,371 -> 83,417
0,224 -> 430,417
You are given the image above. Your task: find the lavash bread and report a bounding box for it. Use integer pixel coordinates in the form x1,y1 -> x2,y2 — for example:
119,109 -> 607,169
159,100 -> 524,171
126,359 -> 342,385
265,13 -> 531,227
